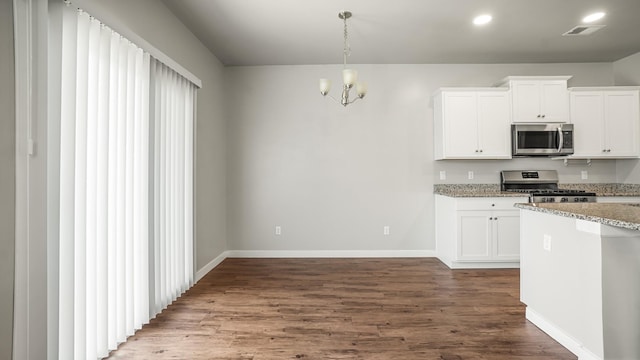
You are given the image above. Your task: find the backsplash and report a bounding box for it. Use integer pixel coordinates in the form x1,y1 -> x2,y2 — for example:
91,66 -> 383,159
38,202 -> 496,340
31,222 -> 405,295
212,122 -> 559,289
560,183 -> 640,195
433,158 -> 618,184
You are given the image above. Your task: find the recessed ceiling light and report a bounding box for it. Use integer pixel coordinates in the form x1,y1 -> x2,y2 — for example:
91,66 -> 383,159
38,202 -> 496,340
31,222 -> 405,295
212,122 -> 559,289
473,14 -> 492,26
583,12 -> 605,23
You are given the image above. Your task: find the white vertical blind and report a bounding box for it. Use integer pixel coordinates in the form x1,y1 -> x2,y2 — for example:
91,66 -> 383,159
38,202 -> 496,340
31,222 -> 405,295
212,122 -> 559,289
151,59 -> 195,314
58,5 -> 195,359
59,7 -> 151,359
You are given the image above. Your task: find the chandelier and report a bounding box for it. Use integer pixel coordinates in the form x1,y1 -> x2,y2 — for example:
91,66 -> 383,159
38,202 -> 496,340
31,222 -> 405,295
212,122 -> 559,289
319,11 -> 367,107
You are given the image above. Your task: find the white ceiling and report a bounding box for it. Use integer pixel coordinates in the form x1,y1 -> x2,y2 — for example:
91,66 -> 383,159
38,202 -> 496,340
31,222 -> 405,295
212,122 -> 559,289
162,0 -> 640,66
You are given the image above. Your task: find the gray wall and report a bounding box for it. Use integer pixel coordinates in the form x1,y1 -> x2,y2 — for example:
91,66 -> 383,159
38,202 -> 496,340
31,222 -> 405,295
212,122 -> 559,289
613,52 -> 640,86
74,0 -> 229,271
614,52 -> 640,183
0,0 -> 15,357
226,63 -> 616,252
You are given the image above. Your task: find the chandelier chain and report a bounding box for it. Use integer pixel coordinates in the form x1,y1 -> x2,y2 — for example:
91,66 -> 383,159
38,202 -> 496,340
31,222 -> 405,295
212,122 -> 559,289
343,14 -> 351,68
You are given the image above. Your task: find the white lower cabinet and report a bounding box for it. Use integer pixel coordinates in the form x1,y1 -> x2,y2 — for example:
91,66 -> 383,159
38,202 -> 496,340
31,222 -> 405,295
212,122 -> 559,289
436,195 -> 527,269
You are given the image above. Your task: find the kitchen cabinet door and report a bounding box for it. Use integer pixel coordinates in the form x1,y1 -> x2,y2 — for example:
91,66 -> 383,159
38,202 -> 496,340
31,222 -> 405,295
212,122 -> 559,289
506,77 -> 570,123
477,92 -> 511,158
539,81 -> 570,123
493,210 -> 520,260
570,91 -> 604,157
511,81 -> 543,122
442,92 -> 479,158
604,91 -> 640,157
458,211 -> 491,260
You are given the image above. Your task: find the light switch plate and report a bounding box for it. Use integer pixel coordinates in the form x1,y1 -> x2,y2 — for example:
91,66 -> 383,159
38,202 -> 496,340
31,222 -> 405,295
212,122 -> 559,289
581,171 -> 588,180
543,234 -> 552,252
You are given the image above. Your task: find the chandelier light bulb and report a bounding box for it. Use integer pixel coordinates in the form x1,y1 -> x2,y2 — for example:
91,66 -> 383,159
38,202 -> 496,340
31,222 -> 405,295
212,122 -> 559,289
343,69 -> 357,87
356,82 -> 367,98
319,78 -> 332,95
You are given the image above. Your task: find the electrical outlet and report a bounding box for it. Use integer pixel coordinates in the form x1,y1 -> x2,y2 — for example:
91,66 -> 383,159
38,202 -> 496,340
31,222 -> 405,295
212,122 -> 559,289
543,234 -> 552,252
468,171 -> 474,180
439,171 -> 446,180
383,226 -> 390,235
581,170 -> 588,180
275,226 -> 282,236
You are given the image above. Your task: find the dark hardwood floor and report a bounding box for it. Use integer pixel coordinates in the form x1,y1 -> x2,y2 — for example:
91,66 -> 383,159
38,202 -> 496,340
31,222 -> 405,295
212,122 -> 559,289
108,258 -> 576,359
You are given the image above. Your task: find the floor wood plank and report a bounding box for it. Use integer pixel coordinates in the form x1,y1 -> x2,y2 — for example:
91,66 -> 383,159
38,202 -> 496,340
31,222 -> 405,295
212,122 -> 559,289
108,258 -> 576,359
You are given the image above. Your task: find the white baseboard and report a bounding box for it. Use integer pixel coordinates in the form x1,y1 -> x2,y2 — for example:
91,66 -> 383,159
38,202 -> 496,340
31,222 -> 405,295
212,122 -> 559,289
195,251 -> 230,282
194,249 -> 436,282
448,261 -> 520,269
525,307 -> 602,360
225,250 -> 436,258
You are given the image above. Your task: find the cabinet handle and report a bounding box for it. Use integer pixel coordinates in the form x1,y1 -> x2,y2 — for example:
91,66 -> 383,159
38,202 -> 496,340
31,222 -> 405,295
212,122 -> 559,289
479,149 -> 483,153
491,204 -> 495,207
494,217 -> 498,220
489,217 -> 493,220
542,114 -> 546,118
536,115 -> 541,118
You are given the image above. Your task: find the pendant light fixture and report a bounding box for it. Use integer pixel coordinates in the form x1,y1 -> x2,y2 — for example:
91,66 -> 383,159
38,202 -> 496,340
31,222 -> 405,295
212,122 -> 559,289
319,11 -> 367,107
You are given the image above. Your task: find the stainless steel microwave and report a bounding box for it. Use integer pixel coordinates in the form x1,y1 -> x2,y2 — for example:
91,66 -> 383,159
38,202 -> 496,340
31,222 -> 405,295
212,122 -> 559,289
512,123 -> 574,156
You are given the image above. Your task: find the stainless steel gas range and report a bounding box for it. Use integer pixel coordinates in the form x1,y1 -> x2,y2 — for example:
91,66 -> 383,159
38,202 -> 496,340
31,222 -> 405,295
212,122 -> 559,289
500,170 -> 596,203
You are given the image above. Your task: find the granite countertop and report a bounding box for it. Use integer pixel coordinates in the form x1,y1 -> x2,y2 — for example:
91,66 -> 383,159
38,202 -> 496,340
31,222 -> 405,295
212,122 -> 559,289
433,184 -> 527,197
434,183 -> 640,198
515,202 -> 640,231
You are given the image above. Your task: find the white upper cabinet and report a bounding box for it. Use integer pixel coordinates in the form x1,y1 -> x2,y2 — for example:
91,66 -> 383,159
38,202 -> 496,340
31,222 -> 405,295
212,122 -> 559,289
569,87 -> 640,158
433,88 -> 511,160
500,76 -> 571,123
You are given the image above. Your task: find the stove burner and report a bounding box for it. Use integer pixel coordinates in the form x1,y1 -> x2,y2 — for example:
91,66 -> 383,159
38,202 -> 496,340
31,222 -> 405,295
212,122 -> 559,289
506,189 -> 595,196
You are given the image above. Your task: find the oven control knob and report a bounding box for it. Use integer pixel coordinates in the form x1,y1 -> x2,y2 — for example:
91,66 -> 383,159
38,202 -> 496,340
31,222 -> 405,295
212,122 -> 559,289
561,197 -> 569,202
548,197 -> 555,203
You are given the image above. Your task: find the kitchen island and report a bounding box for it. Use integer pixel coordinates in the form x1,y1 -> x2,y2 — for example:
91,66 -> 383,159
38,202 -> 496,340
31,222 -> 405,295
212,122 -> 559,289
516,202 -> 640,360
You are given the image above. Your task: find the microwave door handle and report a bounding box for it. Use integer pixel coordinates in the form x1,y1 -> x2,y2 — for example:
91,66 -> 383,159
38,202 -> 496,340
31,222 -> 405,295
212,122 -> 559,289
557,127 -> 564,153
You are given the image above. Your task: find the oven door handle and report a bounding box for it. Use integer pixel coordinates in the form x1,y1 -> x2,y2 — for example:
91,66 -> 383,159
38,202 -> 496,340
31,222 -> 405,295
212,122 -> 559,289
557,126 -> 564,153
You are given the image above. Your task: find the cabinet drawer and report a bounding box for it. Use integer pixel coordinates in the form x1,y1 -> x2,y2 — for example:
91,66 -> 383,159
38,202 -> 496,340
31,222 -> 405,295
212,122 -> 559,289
455,197 -> 528,211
